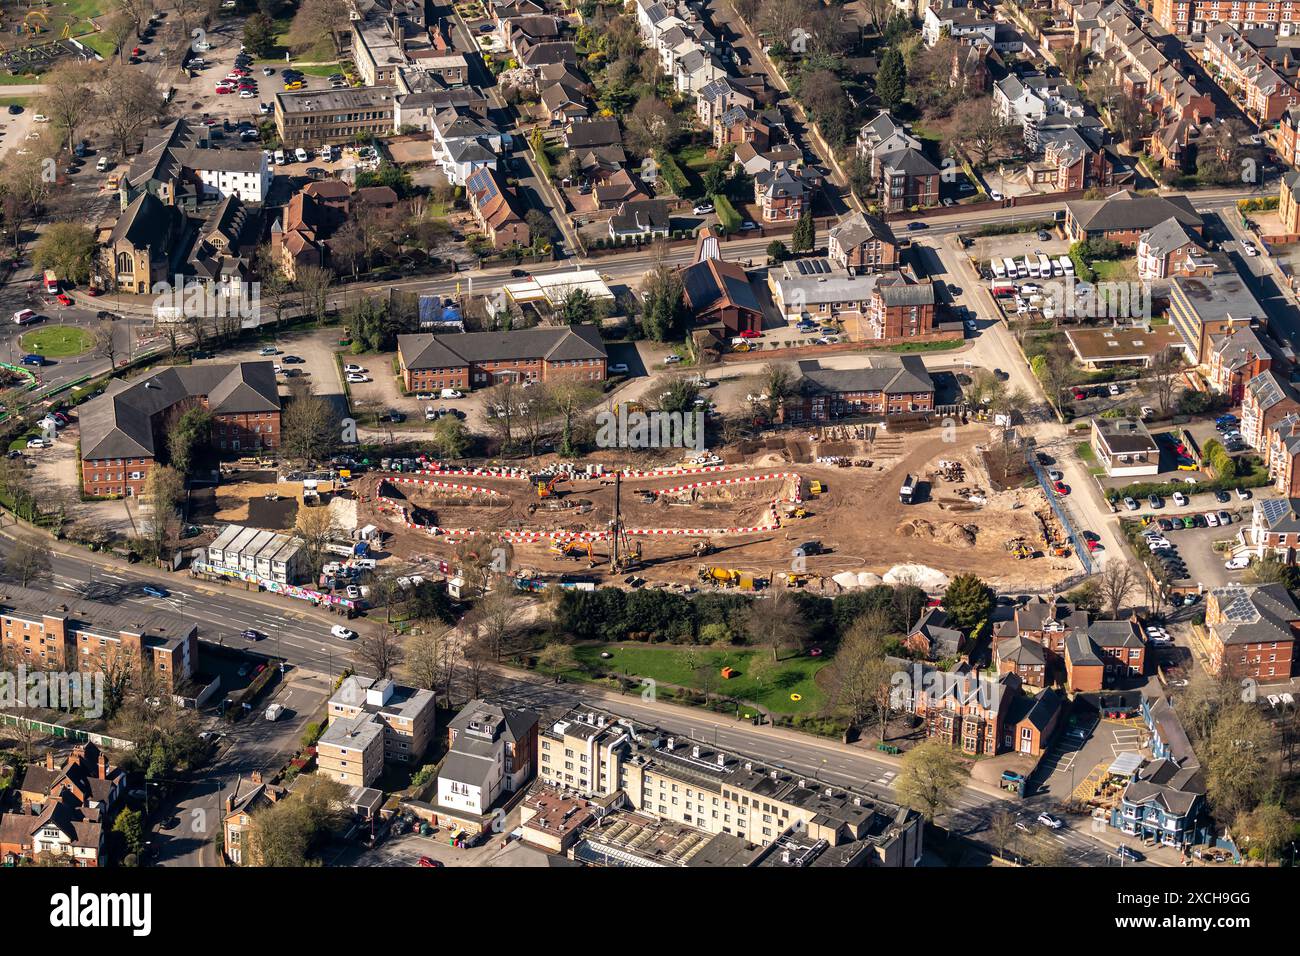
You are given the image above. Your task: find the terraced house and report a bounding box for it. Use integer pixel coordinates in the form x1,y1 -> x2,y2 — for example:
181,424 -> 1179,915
79,362 -> 282,497
397,326 -> 607,391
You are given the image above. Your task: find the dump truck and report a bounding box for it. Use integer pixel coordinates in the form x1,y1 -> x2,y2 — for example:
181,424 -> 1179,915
900,474 -> 916,505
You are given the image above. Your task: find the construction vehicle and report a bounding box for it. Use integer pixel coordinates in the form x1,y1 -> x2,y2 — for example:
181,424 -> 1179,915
608,473 -> 643,573
786,507 -> 810,519
779,571 -> 812,588
808,480 -> 824,496
1004,538 -> 1033,560
697,566 -> 760,590
536,475 -> 565,499
1050,543 -> 1071,558
899,474 -> 916,505
691,540 -> 716,558
549,539 -> 593,562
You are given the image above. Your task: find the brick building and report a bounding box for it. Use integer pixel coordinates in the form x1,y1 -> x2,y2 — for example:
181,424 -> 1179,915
1204,582 -> 1299,681
827,211 -> 899,274
778,355 -> 935,423
0,743 -> 125,867
0,585 -> 197,694
79,362 -> 281,498
397,326 -> 607,392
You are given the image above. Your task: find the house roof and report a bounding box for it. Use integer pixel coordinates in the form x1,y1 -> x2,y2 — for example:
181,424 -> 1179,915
1208,581 -> 1300,647
80,362 -> 281,461
1066,190 -> 1203,233
794,354 -> 934,398
680,256 -> 762,318
829,211 -> 897,252
398,326 -> 607,370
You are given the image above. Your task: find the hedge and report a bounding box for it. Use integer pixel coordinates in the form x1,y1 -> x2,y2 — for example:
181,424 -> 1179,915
1106,458 -> 1270,502
969,218 -> 1055,238
713,194 -> 741,234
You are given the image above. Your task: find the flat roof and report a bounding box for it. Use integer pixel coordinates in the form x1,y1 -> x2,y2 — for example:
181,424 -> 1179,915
1064,324 -> 1183,362
501,269 -> 615,304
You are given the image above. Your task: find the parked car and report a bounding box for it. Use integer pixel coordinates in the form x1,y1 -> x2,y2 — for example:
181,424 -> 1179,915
331,625 -> 358,640
1225,555 -> 1250,570
1236,487 -> 1251,500
1123,496 -> 1138,511
608,363 -> 629,374
1148,494 -> 1163,509
1173,491 -> 1188,506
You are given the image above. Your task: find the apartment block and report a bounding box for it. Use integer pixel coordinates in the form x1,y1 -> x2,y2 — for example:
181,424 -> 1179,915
538,708 -> 925,865
320,676 -> 437,787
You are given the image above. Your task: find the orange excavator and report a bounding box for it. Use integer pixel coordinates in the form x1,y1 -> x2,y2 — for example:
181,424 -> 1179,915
536,474 -> 566,499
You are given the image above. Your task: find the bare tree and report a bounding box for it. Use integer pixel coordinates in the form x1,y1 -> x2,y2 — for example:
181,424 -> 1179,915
744,588 -> 808,661
94,320 -> 121,371
97,63 -> 167,158
39,61 -> 99,152
294,264 -> 332,325
1097,559 -> 1137,620
5,540 -> 52,586
1149,346 -> 1181,415
353,623 -> 402,679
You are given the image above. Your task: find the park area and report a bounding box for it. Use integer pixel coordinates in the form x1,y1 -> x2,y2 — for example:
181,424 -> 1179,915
0,1 -> 111,73
571,642 -> 829,716
21,325 -> 92,356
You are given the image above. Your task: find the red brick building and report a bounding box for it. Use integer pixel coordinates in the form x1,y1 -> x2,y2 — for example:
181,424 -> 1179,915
1205,582 -> 1299,682
827,211 -> 899,274
79,362 -> 281,498
0,585 -> 198,693
466,166 -> 531,250
397,326 -> 607,392
778,355 -> 935,423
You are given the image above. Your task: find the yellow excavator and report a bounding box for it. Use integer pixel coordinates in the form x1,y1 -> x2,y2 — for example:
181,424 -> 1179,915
536,475 -> 565,499
549,539 -> 593,562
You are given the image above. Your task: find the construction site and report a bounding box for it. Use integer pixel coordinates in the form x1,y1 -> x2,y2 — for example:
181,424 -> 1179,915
342,421 -> 1082,594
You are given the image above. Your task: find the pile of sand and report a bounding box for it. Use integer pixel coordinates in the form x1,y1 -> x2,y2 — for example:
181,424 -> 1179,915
883,564 -> 951,590
831,571 -> 885,590
896,518 -> 977,548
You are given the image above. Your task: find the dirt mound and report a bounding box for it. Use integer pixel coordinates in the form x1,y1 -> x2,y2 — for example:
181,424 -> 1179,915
896,518 -> 978,548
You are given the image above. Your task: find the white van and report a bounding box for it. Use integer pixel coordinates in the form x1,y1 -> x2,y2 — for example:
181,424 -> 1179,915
991,259 -> 1007,279
96,156 -> 110,172
1015,258 -> 1029,278
1002,257 -> 1017,278
264,703 -> 284,721
440,388 -> 464,399
274,149 -> 286,165
1026,257 -> 1040,278
1059,256 -> 1075,276
330,624 -> 358,640
294,147 -> 309,163
12,309 -> 37,325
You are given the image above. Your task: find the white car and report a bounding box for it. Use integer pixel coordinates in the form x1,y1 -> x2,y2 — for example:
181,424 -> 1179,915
1107,383 -> 1120,396
1225,555 -> 1251,570
663,354 -> 683,364
440,389 -> 464,399
295,147 -> 309,163
346,373 -> 369,383
608,363 -> 629,374
1242,241 -> 1259,257
1204,511 -> 1219,527
25,438 -> 48,449
344,364 -> 365,374
1047,469 -> 1063,482
415,392 -> 435,401
33,113 -> 48,123
692,202 -> 714,214
1037,813 -> 1063,830
425,407 -> 439,420
239,89 -> 255,98
330,625 -> 358,640
1173,492 -> 1188,506
989,189 -> 1004,201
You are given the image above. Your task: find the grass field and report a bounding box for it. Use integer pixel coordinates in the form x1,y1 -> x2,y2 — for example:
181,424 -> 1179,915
78,32 -> 117,58
571,643 -> 829,715
21,326 -> 92,356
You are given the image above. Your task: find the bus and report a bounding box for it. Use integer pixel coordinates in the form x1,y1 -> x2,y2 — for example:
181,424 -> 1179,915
42,270 -> 59,294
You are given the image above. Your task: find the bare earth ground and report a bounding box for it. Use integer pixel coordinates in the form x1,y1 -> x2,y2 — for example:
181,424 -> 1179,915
346,423 -> 1078,591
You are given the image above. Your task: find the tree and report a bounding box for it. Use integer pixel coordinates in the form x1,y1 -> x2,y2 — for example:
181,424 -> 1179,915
1097,560 -> 1137,620
429,415 -> 471,460
536,642 -> 578,683
33,223 -> 97,285
472,584 -> 524,663
766,239 -> 789,263
895,740 -> 968,824
98,63 -> 166,158
989,810 -> 1018,861
353,623 -> 402,679
39,60 -> 98,153
557,286 -> 596,326
285,0 -> 353,56
246,774 -> 348,866
949,96 -> 1018,167
243,12 -> 277,57
294,264 -> 332,325
295,505 -> 342,576
281,392 -> 340,463
798,69 -> 853,146
112,806 -> 145,858
525,208 -> 558,247
640,265 -> 689,342
5,540 -> 52,586
166,407 -> 212,477
1235,803 -> 1294,863
403,626 -> 454,703
754,362 -> 796,422
791,209 -> 815,253
1149,346 -> 1181,416
549,379 -> 600,458
1205,701 -> 1273,821
943,574 -> 992,633
94,320 -> 121,371
743,588 -> 807,661
876,48 -> 908,112
143,465 -> 184,553
627,95 -> 679,156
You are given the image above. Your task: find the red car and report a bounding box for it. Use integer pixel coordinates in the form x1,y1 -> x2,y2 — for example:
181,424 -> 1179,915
1086,539 -> 1102,552
230,67 -> 250,76
1072,389 -> 1087,401
1054,481 -> 1070,495
85,287 -> 101,297
131,47 -> 141,56
55,293 -> 72,306
739,329 -> 761,338
418,856 -> 444,868
215,85 -> 234,94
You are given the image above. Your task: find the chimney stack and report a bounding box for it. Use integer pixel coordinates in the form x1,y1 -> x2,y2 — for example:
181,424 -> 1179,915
97,752 -> 107,780
45,752 -> 55,771
251,770 -> 263,785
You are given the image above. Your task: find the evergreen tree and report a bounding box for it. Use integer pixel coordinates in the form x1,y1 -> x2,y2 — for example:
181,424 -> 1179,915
791,210 -> 815,253
877,47 -> 908,112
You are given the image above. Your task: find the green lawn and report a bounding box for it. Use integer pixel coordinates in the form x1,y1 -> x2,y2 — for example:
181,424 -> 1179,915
0,96 -> 31,108
21,327 -> 93,357
678,144 -> 713,171
59,0 -> 108,19
1091,258 -> 1133,282
78,33 -> 118,58
0,73 -> 39,85
881,339 -> 967,353
572,643 -> 829,715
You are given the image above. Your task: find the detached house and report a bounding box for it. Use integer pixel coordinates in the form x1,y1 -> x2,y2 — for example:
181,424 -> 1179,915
753,164 -> 817,222
828,211 -> 900,274
0,744 -> 124,867
436,700 -> 540,822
